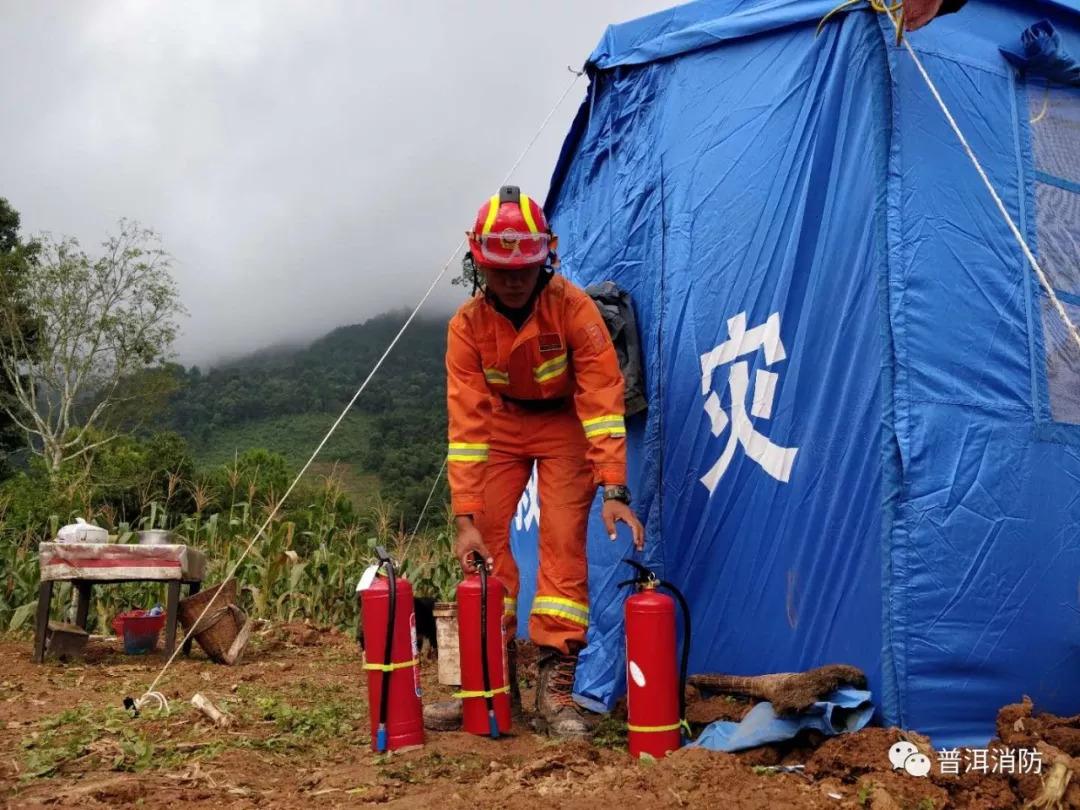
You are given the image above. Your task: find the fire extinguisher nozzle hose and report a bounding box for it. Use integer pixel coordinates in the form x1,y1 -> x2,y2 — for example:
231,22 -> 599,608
658,580 -> 692,736
376,551 -> 397,743
473,553 -> 498,736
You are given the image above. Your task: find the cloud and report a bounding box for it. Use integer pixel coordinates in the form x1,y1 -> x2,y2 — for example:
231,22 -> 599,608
0,0 -> 671,366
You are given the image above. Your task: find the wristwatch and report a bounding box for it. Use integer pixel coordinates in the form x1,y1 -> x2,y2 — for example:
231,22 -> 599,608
603,484 -> 631,505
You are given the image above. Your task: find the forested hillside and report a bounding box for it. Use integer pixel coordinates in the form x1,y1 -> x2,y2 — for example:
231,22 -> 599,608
160,311 -> 452,521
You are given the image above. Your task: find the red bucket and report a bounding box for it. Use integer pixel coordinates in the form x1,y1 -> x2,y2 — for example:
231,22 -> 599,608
112,610 -> 166,655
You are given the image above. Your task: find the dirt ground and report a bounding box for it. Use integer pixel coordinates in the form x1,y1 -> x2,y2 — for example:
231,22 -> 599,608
0,627 -> 1074,809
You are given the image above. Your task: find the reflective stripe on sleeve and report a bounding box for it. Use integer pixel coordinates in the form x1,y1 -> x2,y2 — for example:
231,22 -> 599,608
503,596 -> 517,616
581,413 -> 626,438
533,352 -> 568,383
484,368 -> 509,385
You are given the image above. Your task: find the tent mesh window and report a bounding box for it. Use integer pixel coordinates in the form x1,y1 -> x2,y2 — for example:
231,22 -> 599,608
1029,83 -> 1080,425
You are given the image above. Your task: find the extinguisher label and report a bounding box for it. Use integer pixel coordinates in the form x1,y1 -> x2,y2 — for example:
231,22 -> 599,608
410,613 -> 422,697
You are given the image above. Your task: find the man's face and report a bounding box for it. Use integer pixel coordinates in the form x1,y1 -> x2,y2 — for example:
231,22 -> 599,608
484,264 -> 542,309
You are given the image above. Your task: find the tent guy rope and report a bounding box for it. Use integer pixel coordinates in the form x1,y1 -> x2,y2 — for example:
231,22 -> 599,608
132,68 -> 584,712
877,3 -> 1080,352
399,455 -> 447,564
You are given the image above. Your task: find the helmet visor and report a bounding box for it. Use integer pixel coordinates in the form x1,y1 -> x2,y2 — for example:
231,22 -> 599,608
474,230 -> 550,266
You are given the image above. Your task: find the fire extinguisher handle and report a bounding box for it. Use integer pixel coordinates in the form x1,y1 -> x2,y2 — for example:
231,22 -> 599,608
621,558 -> 656,583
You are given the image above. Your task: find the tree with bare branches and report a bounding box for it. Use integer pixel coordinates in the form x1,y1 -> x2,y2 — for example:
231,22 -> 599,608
0,198 -> 41,480
0,219 -> 186,475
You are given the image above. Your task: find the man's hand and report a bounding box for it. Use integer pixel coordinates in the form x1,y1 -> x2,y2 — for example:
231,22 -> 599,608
904,0 -> 945,30
454,515 -> 493,573
602,500 -> 645,551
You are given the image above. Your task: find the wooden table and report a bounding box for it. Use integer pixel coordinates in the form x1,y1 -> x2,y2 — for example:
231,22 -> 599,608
33,542 -> 208,663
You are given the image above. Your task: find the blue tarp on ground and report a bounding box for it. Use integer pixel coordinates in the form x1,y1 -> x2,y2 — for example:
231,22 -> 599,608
509,0 -> 1080,747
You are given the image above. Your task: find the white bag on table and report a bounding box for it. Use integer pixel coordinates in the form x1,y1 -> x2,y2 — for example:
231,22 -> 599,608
56,518 -> 109,544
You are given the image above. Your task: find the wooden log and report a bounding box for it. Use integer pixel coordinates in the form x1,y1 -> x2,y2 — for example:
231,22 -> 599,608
190,692 -> 232,728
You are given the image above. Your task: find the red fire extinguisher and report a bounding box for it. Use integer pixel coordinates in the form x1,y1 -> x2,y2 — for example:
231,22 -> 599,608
620,559 -> 691,759
457,553 -> 511,738
360,546 -> 424,752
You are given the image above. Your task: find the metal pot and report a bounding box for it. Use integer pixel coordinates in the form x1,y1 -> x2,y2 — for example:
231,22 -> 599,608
135,529 -> 179,546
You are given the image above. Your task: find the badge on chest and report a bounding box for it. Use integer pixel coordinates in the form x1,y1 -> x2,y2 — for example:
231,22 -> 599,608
537,333 -> 564,355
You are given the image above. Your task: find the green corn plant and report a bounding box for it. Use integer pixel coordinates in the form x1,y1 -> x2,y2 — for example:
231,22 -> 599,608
0,451 -> 459,633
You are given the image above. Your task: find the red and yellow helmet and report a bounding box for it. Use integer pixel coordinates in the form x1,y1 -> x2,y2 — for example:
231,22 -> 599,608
467,186 -> 556,270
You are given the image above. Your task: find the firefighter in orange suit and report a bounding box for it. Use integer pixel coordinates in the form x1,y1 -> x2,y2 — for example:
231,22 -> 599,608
441,185 -> 644,738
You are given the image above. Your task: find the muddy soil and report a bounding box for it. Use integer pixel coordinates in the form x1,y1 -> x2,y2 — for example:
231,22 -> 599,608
0,629 -> 1074,808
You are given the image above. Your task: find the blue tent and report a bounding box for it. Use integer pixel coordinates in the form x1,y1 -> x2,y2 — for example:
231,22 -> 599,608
509,0 -> 1080,747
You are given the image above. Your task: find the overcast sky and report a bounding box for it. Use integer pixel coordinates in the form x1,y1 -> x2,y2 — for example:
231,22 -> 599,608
0,1 -> 674,366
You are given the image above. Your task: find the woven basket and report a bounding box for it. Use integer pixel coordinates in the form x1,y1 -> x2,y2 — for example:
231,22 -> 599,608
178,579 -> 244,663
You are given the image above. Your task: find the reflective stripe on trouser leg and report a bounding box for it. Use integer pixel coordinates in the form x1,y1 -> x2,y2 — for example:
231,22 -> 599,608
502,595 -> 518,618
529,451 -> 594,654
531,595 -> 589,626
502,595 -> 518,637
474,452 -> 532,638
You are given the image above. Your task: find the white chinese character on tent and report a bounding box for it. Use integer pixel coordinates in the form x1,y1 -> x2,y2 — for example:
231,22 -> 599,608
699,311 -> 799,494
513,464 -> 540,532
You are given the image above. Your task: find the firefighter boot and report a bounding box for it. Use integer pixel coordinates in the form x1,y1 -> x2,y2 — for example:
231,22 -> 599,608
535,645 -> 596,739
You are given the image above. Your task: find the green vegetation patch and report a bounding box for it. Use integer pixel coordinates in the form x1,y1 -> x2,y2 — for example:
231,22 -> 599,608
234,681 -> 367,753
592,713 -> 629,751
19,704 -> 217,780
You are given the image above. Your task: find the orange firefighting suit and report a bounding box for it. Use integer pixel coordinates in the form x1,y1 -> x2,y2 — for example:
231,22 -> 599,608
446,273 -> 627,653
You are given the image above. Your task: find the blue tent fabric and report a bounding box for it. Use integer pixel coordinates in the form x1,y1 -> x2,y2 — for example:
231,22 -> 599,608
585,0 -> 1080,71
691,687 -> 875,752
509,0 -> 1080,747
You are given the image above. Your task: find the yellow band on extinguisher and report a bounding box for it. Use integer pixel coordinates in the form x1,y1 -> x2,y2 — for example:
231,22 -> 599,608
453,685 -> 511,699
363,658 -> 418,672
627,719 -> 688,734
